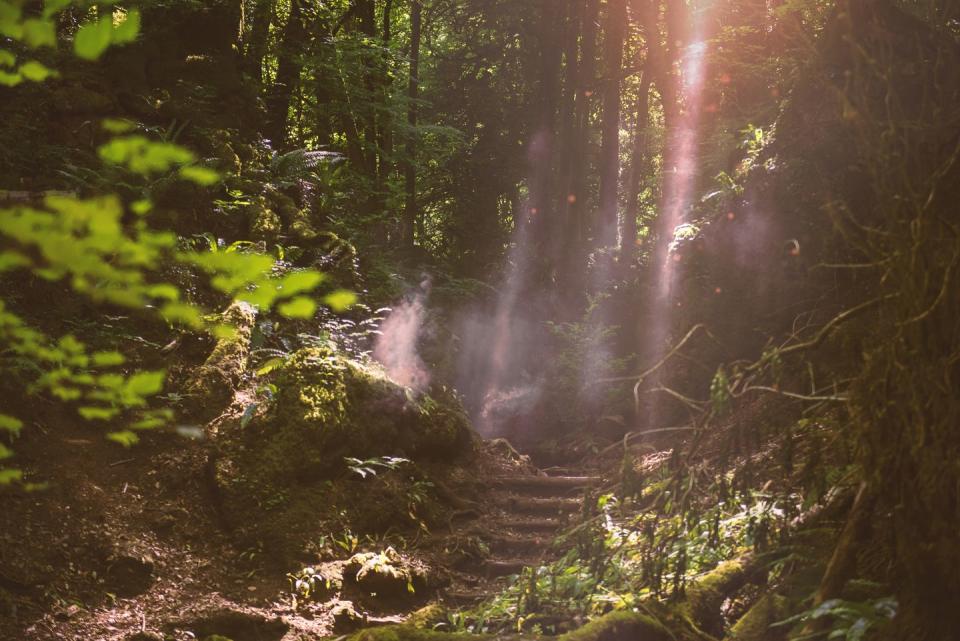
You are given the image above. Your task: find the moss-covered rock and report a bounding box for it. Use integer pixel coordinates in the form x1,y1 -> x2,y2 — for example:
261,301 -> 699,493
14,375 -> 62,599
343,611 -> 676,641
185,301 -> 257,419
407,604 -> 448,630
682,557 -> 750,637
728,593 -> 789,641
347,626 -> 487,641
261,345 -> 471,473
212,344 -> 472,559
344,548 -> 428,598
247,196 -> 281,242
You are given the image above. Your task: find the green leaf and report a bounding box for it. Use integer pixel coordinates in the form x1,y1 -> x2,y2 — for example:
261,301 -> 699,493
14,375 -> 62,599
131,417 -> 166,430
279,270 -> 324,296
278,296 -> 317,319
79,406 -> 120,421
22,18 -> 56,48
0,48 -> 14,67
102,118 -> 136,133
0,443 -> 13,461
143,285 -> 179,303
179,165 -> 221,186
74,16 -> 113,60
97,374 -> 125,390
210,323 -> 238,340
125,370 -> 165,397
161,302 -> 203,328
0,2 -> 22,39
91,351 -> 126,367
0,250 -> 31,271
0,69 -> 22,86
43,0 -> 73,19
18,60 -> 56,82
106,430 -> 139,447
256,357 -> 285,376
112,9 -> 140,44
324,290 -> 357,312
0,469 -> 23,485
0,414 -> 23,435
131,198 -> 153,215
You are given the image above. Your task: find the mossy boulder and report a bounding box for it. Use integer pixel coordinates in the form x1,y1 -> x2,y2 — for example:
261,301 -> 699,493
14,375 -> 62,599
247,196 -> 281,242
258,345 -> 471,475
344,548 -> 429,599
407,604 -> 448,630
728,593 -> 789,641
185,301 -> 257,419
213,344 -> 472,559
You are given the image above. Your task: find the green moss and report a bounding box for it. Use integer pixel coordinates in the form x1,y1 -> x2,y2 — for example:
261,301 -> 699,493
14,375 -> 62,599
558,611 -> 673,641
344,548 -> 428,597
247,197 -> 281,241
728,594 -> 789,641
340,608 -> 708,641
682,558 -> 747,638
289,208 -> 318,242
214,344 -> 472,560
186,301 -> 257,416
347,627 -> 487,641
407,604 -> 448,630
261,346 -> 470,466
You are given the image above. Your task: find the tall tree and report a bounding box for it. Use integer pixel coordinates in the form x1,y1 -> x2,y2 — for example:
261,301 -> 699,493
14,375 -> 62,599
402,0 -> 423,249
567,0 -> 600,259
556,0 -> 582,224
244,0 -> 274,84
620,0 -> 655,259
620,69 -> 651,259
527,0 -> 563,258
597,0 -> 628,249
266,0 -> 307,147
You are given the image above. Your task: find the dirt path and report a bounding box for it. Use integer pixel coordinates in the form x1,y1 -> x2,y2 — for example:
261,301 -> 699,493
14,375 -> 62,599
0,407 -> 607,641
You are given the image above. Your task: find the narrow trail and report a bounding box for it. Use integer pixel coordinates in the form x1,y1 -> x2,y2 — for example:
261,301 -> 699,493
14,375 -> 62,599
443,466 -> 602,606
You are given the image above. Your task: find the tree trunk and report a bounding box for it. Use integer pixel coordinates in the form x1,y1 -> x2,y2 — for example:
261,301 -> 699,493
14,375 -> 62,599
528,0 -> 563,263
355,0 -> 379,180
597,0 -> 627,249
620,69 -> 651,260
402,0 -> 423,250
378,0 -> 395,227
564,0 -> 599,284
556,0 -> 582,230
382,0 -> 394,43
265,0 -> 306,148
244,0 -> 274,84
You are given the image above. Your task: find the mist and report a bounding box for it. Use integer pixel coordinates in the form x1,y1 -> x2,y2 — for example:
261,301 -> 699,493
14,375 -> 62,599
373,283 -> 431,392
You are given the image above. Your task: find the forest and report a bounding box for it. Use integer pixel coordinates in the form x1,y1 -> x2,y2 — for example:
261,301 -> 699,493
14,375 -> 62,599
0,0 -> 958,640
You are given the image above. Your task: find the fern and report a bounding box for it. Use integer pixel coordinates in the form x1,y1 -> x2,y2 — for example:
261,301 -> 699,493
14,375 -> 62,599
269,149 -> 342,187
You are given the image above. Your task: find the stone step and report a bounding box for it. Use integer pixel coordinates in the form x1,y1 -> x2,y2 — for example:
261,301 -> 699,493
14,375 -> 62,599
487,534 -> 551,555
499,496 -> 582,516
441,589 -> 488,605
494,475 -> 600,495
498,517 -> 565,534
483,559 -> 530,578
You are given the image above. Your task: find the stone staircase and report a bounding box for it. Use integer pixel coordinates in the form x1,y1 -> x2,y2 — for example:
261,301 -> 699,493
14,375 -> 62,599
442,470 -> 601,605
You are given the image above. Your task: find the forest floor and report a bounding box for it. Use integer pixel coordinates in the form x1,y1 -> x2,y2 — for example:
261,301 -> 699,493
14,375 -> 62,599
0,397 -> 622,641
